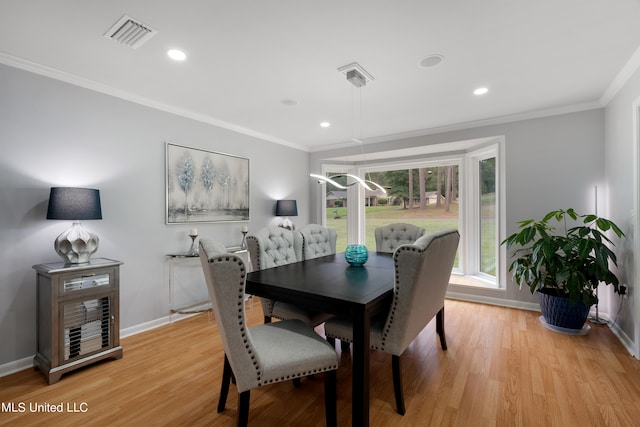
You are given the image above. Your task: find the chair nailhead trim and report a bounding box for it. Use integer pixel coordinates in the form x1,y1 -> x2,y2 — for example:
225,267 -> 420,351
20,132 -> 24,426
213,254 -> 264,382
379,245 -> 427,350
212,244 -> 341,389
257,365 -> 338,387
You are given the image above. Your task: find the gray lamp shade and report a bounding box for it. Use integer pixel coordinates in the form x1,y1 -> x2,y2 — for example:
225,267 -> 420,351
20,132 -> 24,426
275,200 -> 298,217
46,187 -> 102,264
47,187 -> 102,220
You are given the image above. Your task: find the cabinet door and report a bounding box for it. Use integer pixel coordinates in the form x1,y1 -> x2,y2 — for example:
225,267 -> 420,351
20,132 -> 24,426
59,291 -> 115,362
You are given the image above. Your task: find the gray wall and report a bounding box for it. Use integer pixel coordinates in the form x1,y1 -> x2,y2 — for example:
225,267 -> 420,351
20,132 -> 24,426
2,58 -> 638,370
0,64 -> 309,367
310,109 -> 607,307
604,66 -> 640,352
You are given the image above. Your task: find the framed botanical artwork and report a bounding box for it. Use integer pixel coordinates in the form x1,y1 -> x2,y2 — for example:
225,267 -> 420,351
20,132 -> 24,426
165,143 -> 250,224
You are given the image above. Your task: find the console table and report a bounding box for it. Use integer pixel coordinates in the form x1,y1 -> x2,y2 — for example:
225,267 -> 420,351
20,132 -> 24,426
166,246 -> 250,321
32,258 -> 123,384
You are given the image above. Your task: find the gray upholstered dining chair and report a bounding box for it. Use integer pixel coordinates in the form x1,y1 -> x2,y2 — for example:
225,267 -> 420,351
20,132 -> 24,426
298,224 -> 343,345
324,229 -> 460,415
199,239 -> 338,427
246,226 -> 332,326
299,224 -> 337,260
374,222 -> 425,253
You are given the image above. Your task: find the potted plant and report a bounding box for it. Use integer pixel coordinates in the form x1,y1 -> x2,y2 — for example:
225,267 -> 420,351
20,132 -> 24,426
502,208 -> 625,330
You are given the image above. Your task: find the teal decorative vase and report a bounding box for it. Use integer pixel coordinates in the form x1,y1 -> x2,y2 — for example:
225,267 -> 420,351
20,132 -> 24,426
345,244 -> 368,267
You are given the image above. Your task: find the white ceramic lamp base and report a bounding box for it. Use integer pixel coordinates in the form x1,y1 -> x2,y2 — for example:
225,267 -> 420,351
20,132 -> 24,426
54,221 -> 99,264
279,218 -> 294,230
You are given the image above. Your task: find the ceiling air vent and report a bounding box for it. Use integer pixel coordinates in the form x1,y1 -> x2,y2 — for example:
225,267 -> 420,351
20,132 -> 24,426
103,15 -> 157,49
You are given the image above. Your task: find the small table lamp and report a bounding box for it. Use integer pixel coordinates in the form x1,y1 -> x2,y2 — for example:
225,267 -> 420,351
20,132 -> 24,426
47,187 -> 102,264
275,199 -> 297,230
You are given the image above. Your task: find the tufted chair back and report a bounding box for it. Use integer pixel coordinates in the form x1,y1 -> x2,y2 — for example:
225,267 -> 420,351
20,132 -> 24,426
380,229 -> 459,355
374,223 -> 426,253
246,226 -> 302,269
299,224 -> 337,260
200,238 -> 339,426
199,239 -> 260,393
246,227 -> 303,321
324,228 -> 459,415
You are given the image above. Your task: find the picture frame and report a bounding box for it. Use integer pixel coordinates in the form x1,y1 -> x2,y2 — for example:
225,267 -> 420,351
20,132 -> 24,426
165,142 -> 250,224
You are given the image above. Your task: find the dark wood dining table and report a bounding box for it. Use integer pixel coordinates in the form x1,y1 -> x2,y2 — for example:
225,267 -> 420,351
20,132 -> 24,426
245,251 -> 395,427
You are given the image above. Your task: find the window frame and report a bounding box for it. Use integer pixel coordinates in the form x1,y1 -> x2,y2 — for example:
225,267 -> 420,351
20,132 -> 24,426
357,155 -> 463,268
318,137 -> 506,289
463,144 -> 501,286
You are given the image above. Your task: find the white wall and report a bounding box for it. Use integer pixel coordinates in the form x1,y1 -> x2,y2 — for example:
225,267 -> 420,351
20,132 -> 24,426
0,64 -> 309,368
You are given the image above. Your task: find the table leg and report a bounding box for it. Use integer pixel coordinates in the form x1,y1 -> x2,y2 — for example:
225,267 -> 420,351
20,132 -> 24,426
168,258 -> 175,323
351,307 -> 370,427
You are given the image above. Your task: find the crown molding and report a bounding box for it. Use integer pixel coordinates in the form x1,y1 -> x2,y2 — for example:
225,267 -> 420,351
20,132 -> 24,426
600,45 -> 640,106
0,51 -> 308,152
309,101 -> 602,153
0,50 -> 617,155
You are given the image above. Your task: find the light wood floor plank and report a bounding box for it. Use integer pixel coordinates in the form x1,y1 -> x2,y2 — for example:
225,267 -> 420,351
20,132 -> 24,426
1,299 -> 639,426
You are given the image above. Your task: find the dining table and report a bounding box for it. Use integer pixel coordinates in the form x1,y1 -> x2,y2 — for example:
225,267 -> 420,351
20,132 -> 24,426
245,251 -> 395,427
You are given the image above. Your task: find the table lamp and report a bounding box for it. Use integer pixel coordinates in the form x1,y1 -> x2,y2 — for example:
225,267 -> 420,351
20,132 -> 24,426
275,199 -> 297,230
46,187 -> 102,264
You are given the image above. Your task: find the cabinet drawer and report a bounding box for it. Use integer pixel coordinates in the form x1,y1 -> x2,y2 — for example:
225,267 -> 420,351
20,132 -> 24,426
59,268 -> 116,294
63,273 -> 110,291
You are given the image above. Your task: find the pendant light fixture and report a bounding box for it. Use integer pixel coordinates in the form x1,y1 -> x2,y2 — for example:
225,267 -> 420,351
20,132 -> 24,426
310,63 -> 386,195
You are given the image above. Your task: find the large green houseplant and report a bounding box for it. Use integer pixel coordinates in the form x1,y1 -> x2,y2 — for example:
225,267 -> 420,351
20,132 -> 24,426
502,209 -> 624,329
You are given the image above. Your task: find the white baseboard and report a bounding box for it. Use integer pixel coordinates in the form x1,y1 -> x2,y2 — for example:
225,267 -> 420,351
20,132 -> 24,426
448,294 -> 638,357
0,356 -> 35,378
120,315 -> 171,339
585,308 -> 638,359
1,297 -> 634,378
446,291 -> 541,312
608,318 -> 638,359
120,311 -> 202,338
0,313 -> 201,378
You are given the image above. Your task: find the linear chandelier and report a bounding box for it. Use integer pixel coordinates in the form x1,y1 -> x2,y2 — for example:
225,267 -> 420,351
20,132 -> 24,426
310,63 -> 386,194
310,173 -> 387,194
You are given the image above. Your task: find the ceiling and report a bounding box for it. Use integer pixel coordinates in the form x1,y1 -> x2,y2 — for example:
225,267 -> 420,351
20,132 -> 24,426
2,0 -> 640,152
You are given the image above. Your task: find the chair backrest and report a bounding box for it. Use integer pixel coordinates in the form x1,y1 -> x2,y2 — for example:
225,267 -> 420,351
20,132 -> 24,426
299,224 -> 337,260
374,223 -> 426,253
246,226 -> 303,270
199,239 -> 261,393
379,229 -> 460,355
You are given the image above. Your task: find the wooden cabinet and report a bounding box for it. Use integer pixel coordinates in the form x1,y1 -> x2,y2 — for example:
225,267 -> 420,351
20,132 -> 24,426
32,258 -> 123,384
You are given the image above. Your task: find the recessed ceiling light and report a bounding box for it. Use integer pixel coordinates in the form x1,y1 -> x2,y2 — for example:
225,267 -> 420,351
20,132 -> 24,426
320,122 -> 331,128
474,87 -> 489,95
167,49 -> 186,61
418,54 -> 444,69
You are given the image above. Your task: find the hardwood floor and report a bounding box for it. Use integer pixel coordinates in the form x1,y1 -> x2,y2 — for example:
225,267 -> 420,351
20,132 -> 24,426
1,299 -> 639,426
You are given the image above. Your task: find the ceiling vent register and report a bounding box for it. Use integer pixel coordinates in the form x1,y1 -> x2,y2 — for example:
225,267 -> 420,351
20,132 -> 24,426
103,15 -> 157,49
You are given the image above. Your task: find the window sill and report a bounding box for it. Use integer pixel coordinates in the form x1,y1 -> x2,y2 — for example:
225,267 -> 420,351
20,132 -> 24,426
449,274 -> 498,289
